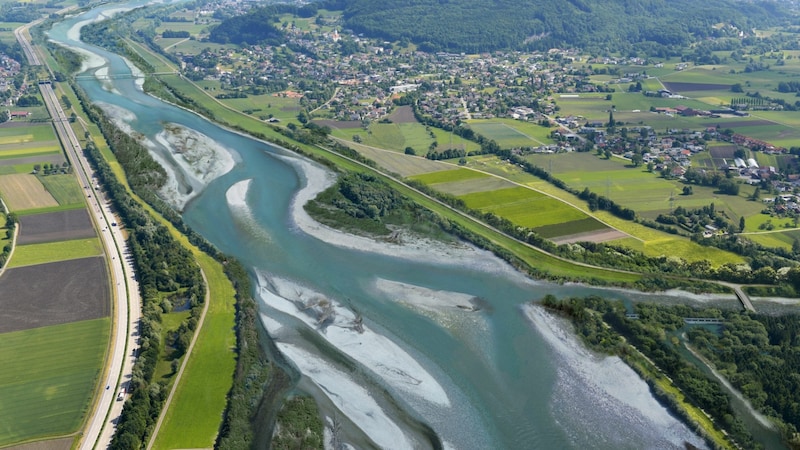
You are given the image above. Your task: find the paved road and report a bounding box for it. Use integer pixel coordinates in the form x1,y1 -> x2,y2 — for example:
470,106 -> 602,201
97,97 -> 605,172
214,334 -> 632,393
24,27 -> 142,449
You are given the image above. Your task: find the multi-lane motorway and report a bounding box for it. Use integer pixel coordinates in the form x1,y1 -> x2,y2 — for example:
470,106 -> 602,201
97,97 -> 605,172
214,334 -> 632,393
18,21 -> 142,450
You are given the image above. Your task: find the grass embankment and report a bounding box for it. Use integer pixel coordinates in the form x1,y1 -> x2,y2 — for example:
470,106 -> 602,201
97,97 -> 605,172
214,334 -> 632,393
150,254 -> 236,450
0,319 -> 109,447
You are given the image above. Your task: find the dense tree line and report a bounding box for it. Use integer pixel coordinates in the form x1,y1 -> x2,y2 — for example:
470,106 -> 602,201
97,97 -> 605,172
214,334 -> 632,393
77,105 -> 203,449
336,0 -> 782,54
541,296 -> 758,448
689,312 -> 800,443
162,30 -> 190,38
208,7 -> 284,46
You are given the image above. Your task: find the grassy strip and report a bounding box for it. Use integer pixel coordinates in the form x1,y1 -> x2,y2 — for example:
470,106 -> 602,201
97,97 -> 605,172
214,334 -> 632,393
8,237 -> 103,267
0,149 -> 60,159
150,253 -> 237,449
13,203 -> 85,216
0,318 -> 109,446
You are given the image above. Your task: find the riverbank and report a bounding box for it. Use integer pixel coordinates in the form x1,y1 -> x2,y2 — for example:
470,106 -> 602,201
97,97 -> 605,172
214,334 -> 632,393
281,154 -> 533,279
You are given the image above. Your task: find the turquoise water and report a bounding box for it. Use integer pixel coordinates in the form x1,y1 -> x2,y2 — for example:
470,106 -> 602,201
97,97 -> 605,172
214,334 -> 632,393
47,5 -> 714,448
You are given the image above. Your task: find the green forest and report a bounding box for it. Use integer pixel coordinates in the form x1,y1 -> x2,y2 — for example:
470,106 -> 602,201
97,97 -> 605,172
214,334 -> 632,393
542,295 -> 800,449
326,0 -> 785,54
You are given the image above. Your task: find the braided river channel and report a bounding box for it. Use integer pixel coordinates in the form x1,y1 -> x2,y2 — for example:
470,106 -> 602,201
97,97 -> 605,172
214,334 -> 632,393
45,3 -> 746,448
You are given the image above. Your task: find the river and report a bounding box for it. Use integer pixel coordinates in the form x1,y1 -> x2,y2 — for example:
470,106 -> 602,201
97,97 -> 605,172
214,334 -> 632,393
47,3 -> 723,448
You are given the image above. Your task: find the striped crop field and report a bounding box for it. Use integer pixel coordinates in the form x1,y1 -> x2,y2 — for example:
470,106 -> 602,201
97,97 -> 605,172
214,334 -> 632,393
409,168 -> 490,185
459,186 -> 593,230
0,319 -> 108,446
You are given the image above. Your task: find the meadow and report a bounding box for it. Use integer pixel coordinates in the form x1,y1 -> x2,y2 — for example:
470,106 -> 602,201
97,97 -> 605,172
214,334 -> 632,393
148,253 -> 237,450
465,154 -> 744,265
467,119 -> 552,147
8,237 -> 103,267
0,319 -> 109,447
38,174 -> 86,206
459,186 -> 592,230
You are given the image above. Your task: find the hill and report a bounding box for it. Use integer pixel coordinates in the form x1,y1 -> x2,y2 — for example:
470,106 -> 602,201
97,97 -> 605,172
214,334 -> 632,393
330,0 -> 785,54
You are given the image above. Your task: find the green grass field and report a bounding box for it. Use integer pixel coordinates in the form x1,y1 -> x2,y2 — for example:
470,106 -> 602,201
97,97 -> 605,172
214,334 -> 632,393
468,119 -> 551,147
0,318 -> 109,447
9,238 -> 103,267
38,174 -> 85,206
149,253 -> 236,450
0,124 -> 56,143
409,168 -> 489,184
460,186 -> 592,230
746,229 -> 800,250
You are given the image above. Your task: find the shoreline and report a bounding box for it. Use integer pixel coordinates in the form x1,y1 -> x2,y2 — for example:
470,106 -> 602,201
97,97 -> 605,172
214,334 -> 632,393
277,154 -> 537,279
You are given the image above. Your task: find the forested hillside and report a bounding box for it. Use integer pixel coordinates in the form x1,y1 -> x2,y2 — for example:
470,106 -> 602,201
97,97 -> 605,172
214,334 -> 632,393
326,0 -> 785,54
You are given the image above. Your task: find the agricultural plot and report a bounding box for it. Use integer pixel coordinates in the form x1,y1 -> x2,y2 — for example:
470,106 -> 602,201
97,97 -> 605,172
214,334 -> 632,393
9,238 -> 103,267
37,174 -> 85,206
0,257 -> 109,333
0,123 -> 57,143
747,229 -> 800,250
468,120 -> 548,147
471,156 -> 744,265
0,319 -> 108,447
459,186 -> 596,231
17,209 -> 96,245
343,140 -> 452,176
433,176 -> 516,196
409,168 -> 489,185
0,173 -> 58,210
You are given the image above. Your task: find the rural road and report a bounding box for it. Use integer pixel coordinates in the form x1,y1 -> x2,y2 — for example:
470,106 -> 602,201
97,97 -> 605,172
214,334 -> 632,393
19,22 -> 142,450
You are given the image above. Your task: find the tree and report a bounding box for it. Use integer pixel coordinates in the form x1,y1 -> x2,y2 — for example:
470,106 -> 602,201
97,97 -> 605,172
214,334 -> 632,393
297,111 -> 309,124
740,216 -> 746,232
404,146 -> 416,155
631,152 -> 643,167
683,185 -> 693,195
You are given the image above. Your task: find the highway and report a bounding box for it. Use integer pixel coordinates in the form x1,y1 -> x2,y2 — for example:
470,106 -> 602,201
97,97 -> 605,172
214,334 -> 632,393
21,20 -> 142,449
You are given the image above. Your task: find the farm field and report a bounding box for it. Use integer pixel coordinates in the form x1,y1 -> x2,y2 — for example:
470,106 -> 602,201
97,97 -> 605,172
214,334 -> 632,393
325,106 -> 478,154
9,237 -> 103,267
0,173 -> 58,210
465,154 -> 744,265
37,174 -> 85,206
431,175 -> 517,196
525,151 -> 765,221
746,229 -> 800,250
467,118 -> 554,147
17,209 -> 96,245
409,167 -> 490,185
0,258 -> 110,333
0,319 -> 109,447
459,186 -> 599,232
339,139 -> 452,176
0,123 -> 57,143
